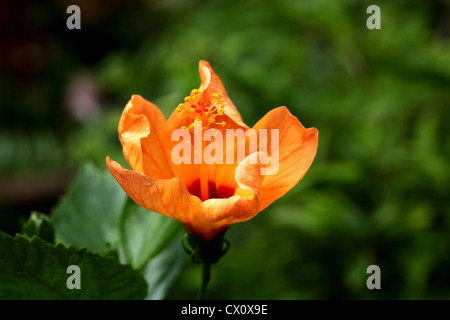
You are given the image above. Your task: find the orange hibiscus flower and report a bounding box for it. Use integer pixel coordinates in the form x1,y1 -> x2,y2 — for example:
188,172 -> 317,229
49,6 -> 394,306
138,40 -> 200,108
106,61 -> 318,242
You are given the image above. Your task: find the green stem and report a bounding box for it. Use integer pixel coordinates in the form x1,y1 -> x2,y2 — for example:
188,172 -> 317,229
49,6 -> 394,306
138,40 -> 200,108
197,262 -> 211,300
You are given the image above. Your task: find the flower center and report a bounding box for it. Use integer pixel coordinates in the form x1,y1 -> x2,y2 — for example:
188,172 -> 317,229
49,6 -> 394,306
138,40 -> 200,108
176,89 -> 226,132
187,179 -> 235,201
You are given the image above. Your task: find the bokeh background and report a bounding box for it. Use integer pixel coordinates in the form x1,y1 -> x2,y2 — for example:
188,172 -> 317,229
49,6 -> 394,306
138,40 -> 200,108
1,0 -> 449,299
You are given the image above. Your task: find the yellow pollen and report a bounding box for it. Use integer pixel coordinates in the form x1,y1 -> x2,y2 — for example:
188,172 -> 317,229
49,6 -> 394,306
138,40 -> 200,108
177,90 -> 226,132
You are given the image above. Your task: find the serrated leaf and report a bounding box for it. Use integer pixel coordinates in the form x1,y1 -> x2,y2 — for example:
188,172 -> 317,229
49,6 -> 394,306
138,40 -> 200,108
0,232 -> 147,300
51,163 -> 127,254
21,211 -> 55,244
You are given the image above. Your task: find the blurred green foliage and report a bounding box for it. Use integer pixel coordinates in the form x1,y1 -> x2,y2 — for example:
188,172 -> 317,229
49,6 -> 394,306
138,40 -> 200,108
0,0 -> 449,299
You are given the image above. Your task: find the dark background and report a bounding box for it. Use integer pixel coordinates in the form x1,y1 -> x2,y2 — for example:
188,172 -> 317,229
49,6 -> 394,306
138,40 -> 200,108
0,0 -> 449,299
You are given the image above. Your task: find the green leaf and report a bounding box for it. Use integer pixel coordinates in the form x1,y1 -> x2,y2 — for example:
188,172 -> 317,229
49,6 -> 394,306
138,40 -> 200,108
50,163 -> 185,299
21,211 -> 55,244
0,232 -> 147,300
142,235 -> 185,300
119,199 -> 184,270
51,163 -> 127,254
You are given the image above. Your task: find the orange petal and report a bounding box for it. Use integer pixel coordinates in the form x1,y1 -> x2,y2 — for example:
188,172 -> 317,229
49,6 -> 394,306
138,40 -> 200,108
198,60 -> 248,128
164,112 -> 203,190
165,105 -> 249,192
252,107 -> 318,211
119,95 -> 174,179
106,157 -> 200,225
165,60 -> 250,188
205,117 -> 256,196
107,153 -> 264,241
191,152 -> 264,240
118,99 -> 149,173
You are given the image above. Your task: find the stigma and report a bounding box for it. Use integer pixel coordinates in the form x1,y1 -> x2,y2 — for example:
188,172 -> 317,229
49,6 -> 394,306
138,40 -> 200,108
177,89 -> 226,132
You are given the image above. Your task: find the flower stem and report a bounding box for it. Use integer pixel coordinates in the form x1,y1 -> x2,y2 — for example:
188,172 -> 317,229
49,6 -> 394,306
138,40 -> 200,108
197,262 -> 211,300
